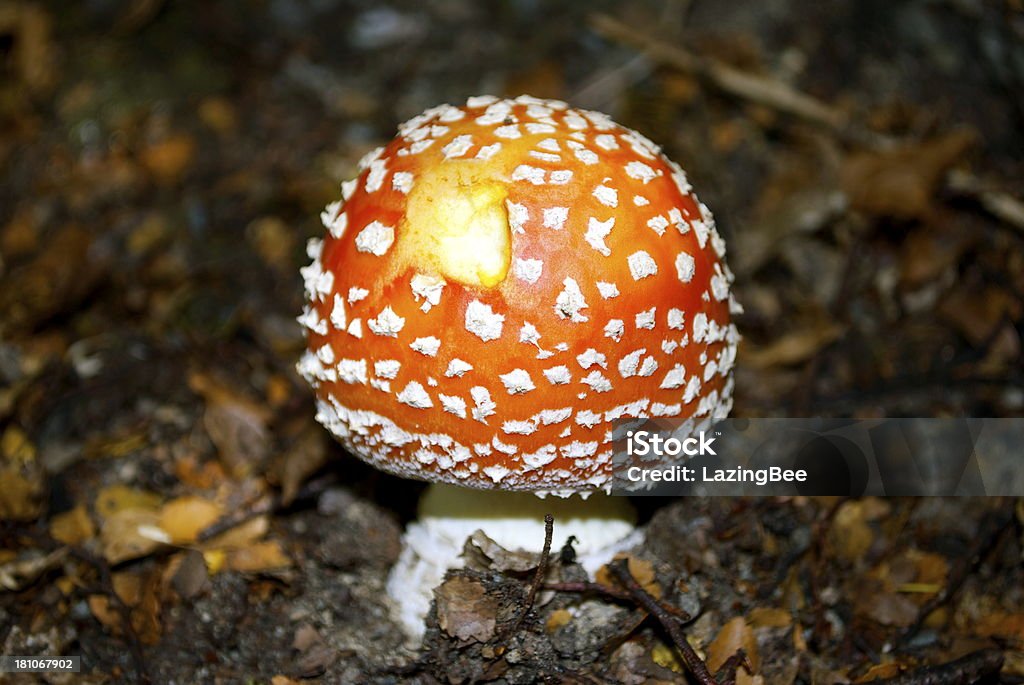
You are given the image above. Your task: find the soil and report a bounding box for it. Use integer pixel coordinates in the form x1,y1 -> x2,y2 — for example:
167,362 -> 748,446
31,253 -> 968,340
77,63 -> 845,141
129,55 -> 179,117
1,1 -> 1022,683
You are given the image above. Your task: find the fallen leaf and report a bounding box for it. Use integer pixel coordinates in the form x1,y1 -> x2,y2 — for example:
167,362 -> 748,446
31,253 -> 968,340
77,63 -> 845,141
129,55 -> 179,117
271,425 -> 326,507
597,555 -> 661,599
829,500 -> 875,563
142,134 -> 196,184
742,322 -> 844,369
707,617 -> 760,673
190,372 -> 272,477
50,505 -> 96,545
858,591 -> 919,627
651,641 -> 684,673
841,129 -> 976,220
100,509 -> 165,564
854,662 -> 902,683
546,608 -> 572,632
0,464 -> 43,521
747,606 -> 792,629
435,575 -> 499,643
974,612 -> 1024,641
158,496 -> 222,544
2,425 -> 36,462
226,540 -> 291,573
464,530 -> 543,573
94,485 -> 162,519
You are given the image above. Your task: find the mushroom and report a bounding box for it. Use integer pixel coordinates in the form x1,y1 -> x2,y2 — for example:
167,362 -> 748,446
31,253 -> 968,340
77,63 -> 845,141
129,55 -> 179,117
298,95 -> 740,638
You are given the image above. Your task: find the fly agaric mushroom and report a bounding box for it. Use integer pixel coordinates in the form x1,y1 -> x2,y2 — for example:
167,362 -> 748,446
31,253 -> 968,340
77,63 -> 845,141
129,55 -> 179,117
298,95 -> 740,637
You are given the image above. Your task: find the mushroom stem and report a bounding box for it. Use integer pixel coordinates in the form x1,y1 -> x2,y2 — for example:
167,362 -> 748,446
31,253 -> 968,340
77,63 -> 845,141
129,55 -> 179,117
385,483 -> 641,640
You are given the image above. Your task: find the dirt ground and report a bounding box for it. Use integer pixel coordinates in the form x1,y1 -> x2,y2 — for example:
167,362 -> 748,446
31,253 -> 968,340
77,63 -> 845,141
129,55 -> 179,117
1,1 -> 1023,683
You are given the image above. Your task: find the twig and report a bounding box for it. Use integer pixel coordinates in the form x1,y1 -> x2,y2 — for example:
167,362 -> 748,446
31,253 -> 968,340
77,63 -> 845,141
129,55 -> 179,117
507,514 -> 554,636
589,13 -> 849,134
545,581 -> 693,623
896,500 -> 1017,647
590,12 -> 1024,239
867,649 -> 1004,685
69,547 -> 151,685
947,170 -> 1024,235
607,558 -> 720,685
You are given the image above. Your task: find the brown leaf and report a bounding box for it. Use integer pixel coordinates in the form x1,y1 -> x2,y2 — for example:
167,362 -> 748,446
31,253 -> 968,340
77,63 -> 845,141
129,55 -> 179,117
858,591 -> 919,627
190,372 -> 272,477
226,540 -> 291,573
0,463 -> 44,521
854,662 -> 903,683
973,612 -> 1024,641
94,485 -> 162,519
747,606 -> 793,629
434,575 -> 499,643
158,496 -> 222,544
100,509 -> 166,564
707,617 -> 761,673
743,322 -> 843,369
271,425 -> 326,507
939,285 -> 1016,347
829,500 -> 875,563
463,530 -> 543,573
596,554 -> 662,599
142,134 -> 196,184
841,129 -> 976,220
50,505 -> 96,545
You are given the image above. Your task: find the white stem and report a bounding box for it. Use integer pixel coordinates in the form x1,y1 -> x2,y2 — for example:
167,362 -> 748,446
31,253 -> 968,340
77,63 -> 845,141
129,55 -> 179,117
385,483 -> 641,641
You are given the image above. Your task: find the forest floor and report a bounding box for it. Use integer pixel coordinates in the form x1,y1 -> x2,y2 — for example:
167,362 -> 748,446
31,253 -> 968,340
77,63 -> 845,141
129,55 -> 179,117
1,0 -> 1023,683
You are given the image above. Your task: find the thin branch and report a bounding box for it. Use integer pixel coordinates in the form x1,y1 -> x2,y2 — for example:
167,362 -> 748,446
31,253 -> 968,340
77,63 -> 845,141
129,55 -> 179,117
507,514 -> 554,636
607,558 -> 720,685
589,13 -> 849,134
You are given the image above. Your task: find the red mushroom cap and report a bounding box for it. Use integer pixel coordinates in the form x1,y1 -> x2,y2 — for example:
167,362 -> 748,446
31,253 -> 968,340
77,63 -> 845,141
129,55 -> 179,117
298,95 -> 740,493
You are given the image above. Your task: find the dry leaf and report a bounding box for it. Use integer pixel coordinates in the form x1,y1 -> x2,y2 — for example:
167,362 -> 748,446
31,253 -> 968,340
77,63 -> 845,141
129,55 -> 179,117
597,555 -> 661,599
50,505 -> 95,545
858,591 -> 919,627
0,464 -> 44,521
546,608 -> 572,632
829,500 -> 875,563
142,134 -> 196,184
434,575 -> 499,643
974,612 -> 1024,641
158,496 -> 222,544
100,509 -> 165,564
743,322 -> 843,369
226,540 -> 291,573
651,641 -> 684,673
272,425 -> 326,507
464,530 -> 542,573
841,129 -> 975,219
747,606 -> 792,629
854,662 -> 902,683
707,617 -> 760,673
190,372 -> 271,477
94,485 -> 162,519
